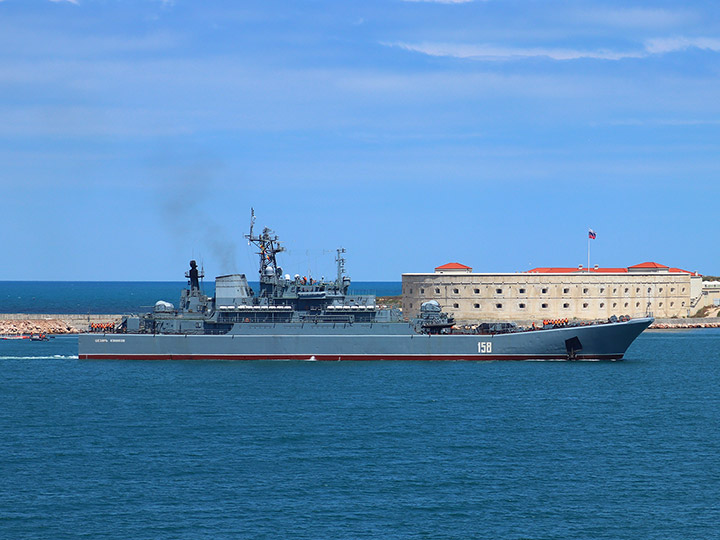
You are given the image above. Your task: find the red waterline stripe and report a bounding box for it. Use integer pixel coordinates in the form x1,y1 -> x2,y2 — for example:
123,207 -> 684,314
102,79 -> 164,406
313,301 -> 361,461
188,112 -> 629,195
79,353 -> 624,361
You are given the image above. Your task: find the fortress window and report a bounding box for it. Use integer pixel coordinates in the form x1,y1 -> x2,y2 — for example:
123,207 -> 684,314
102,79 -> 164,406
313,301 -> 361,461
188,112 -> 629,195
583,288 -> 589,294
563,303 -> 569,308
563,288 -> 569,294
435,288 -> 440,294
474,303 -> 480,309
453,303 -> 459,308
519,303 -> 526,309
583,303 -> 589,308
519,288 -> 526,294
496,288 -> 503,294
648,287 -> 652,293
600,288 -> 605,294
671,288 -> 675,293
474,288 -> 480,294
409,303 -> 413,309
453,288 -> 459,294
659,302 -> 663,307
636,302 -> 640,307
496,303 -> 503,309
659,287 -> 663,292
600,302 -> 605,308
409,288 -> 413,294
541,288 -> 548,294
613,288 -> 617,294
682,288 -> 686,293
636,288 -> 640,293
613,302 -> 617,308
671,302 -> 674,307
682,302 -> 685,306
420,288 -> 425,294
624,288 -> 629,294
541,303 -> 548,309
624,302 -> 629,308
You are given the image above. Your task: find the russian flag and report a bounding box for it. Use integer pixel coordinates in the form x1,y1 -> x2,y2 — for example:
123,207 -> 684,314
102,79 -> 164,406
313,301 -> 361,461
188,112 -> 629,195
588,229 -> 597,240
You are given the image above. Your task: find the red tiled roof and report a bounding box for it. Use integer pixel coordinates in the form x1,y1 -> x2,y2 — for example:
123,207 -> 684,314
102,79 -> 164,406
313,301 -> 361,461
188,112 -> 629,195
669,268 -> 697,275
435,262 -> 472,270
628,262 -> 669,269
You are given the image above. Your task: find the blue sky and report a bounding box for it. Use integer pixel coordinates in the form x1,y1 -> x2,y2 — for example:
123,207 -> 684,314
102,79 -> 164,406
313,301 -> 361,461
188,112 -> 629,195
2,0 -> 719,281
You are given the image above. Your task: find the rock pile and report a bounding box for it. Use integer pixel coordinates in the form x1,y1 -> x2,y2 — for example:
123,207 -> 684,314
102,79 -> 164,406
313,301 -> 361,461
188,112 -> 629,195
0,319 -> 79,335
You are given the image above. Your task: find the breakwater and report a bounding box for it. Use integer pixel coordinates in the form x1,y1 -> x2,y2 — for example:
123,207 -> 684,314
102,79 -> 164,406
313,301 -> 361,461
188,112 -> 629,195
0,314 -> 122,335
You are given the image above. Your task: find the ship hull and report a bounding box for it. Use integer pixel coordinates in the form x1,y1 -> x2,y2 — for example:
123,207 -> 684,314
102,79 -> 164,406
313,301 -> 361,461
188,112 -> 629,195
78,317 -> 652,361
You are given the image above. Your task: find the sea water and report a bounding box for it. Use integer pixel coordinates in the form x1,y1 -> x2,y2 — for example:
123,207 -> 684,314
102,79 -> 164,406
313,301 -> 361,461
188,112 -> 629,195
0,281 -> 402,314
2,330 -> 720,539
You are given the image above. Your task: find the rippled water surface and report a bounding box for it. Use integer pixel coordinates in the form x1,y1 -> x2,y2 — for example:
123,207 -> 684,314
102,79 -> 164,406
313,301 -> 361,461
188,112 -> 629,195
2,331 -> 720,539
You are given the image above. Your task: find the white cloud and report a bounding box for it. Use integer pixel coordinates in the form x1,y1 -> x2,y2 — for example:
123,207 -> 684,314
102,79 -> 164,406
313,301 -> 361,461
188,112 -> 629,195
645,37 -> 720,54
49,0 -> 79,4
388,36 -> 720,62
402,0 -> 474,3
389,42 -> 646,61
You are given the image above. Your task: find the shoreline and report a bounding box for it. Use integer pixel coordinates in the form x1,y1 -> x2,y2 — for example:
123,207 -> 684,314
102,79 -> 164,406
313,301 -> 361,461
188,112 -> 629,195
2,312 -> 720,335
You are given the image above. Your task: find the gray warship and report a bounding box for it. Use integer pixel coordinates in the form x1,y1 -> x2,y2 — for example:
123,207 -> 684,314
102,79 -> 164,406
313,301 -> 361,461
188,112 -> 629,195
78,216 -> 653,361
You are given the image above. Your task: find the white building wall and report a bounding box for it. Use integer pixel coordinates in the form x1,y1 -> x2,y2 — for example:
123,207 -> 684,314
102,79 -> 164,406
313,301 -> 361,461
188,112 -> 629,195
402,272 -> 697,322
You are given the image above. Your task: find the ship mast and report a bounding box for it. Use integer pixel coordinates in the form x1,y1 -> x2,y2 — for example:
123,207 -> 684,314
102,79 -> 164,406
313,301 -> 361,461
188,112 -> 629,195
245,209 -> 286,296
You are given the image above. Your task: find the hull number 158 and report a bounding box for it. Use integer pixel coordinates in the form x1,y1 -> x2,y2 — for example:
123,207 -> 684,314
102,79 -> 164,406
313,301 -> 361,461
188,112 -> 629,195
478,342 -> 492,353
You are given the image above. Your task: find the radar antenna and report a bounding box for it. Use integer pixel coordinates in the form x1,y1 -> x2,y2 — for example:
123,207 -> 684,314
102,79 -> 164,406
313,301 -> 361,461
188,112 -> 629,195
336,248 -> 346,286
248,207 -> 256,245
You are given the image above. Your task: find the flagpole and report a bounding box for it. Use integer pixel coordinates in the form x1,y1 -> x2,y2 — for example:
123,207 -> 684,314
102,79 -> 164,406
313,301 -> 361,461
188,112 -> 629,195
587,231 -> 590,272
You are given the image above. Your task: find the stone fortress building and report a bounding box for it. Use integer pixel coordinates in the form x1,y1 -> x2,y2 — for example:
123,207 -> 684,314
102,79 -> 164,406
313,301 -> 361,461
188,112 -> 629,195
402,262 -> 720,322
